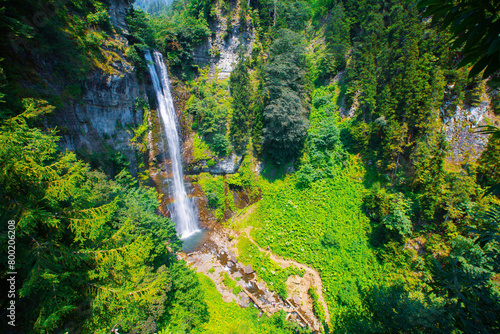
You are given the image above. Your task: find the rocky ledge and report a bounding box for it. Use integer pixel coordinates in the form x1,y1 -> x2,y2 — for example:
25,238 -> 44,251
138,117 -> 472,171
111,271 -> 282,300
186,153 -> 245,175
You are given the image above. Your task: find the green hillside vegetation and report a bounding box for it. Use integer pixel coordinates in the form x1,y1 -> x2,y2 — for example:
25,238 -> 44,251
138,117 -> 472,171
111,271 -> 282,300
1,0 -> 500,333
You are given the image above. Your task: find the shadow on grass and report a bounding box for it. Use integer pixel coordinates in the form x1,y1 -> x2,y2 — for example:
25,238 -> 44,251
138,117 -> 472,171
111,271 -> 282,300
259,158 -> 293,182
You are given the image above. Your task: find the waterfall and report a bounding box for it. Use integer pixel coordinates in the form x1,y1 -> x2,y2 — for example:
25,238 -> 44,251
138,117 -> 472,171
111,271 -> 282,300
145,50 -> 200,239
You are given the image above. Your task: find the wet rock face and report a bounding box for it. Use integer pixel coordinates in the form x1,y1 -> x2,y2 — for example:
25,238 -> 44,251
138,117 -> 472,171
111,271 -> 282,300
51,0 -> 146,174
208,153 -> 245,174
108,0 -> 129,32
56,71 -> 143,152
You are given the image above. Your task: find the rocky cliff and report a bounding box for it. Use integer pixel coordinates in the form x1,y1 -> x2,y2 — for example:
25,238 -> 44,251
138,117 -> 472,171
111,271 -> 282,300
192,0 -> 255,79
52,0 -> 148,175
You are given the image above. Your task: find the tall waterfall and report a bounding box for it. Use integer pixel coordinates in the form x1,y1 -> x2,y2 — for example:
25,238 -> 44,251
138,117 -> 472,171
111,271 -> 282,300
146,50 -> 200,239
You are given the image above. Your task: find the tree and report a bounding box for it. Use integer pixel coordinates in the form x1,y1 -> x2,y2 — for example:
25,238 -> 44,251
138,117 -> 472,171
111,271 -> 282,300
0,99 -> 207,333
229,56 -> 252,151
418,0 -> 500,86
350,284 -> 453,333
430,233 -> 500,333
263,29 -> 309,163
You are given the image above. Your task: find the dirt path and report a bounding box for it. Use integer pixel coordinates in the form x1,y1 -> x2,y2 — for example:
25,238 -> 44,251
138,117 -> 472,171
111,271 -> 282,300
242,227 -> 331,324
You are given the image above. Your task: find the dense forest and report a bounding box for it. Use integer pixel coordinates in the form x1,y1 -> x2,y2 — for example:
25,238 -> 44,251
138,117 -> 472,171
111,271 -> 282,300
0,0 -> 499,333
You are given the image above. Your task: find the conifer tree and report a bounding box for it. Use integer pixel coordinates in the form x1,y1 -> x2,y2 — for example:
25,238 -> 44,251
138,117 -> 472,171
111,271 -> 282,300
229,56 -> 252,152
263,29 -> 309,163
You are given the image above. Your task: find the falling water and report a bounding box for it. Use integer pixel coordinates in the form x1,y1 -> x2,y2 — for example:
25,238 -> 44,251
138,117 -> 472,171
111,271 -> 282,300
146,50 -> 200,239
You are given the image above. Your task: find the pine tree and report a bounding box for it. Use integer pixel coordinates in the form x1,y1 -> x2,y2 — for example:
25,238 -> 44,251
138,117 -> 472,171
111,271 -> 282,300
0,99 -> 207,333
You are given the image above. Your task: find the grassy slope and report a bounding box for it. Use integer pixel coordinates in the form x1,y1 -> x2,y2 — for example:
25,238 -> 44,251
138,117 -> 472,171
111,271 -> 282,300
231,83 -> 398,328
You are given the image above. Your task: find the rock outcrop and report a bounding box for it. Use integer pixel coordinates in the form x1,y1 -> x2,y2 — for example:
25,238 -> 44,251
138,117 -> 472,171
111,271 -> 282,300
442,98 -> 492,162
186,153 -> 245,175
51,0 -> 147,174
192,0 -> 255,79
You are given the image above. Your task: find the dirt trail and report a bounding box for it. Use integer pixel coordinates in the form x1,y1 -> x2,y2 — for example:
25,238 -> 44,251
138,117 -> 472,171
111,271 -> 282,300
242,227 -> 331,324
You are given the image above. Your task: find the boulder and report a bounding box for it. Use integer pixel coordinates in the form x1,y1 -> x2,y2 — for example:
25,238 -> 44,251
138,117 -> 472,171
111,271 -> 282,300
243,264 -> 254,275
239,294 -> 250,308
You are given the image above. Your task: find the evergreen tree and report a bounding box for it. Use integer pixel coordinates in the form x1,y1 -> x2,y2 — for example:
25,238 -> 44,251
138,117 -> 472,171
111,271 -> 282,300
263,29 -> 309,163
0,99 -> 207,333
229,56 -> 252,152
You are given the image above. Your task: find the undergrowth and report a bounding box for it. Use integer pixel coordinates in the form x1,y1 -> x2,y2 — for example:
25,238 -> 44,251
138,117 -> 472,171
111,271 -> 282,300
236,236 -> 304,299
193,274 -> 311,334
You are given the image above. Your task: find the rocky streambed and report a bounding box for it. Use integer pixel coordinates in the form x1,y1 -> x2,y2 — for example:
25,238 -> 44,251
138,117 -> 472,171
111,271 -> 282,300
180,225 -> 324,332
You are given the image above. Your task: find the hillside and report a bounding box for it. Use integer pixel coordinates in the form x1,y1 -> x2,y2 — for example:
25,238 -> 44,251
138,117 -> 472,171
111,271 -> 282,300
1,0 -> 499,333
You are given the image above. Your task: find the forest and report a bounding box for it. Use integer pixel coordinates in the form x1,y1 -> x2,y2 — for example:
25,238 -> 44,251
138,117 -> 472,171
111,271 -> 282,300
0,0 -> 499,333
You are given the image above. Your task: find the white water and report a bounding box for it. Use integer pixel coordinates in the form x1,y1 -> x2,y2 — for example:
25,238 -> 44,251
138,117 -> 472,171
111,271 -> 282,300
146,51 -> 200,239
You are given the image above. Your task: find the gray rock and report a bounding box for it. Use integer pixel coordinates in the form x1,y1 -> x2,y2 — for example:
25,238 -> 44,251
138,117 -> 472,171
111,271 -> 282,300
230,255 -> 238,263
269,307 -> 279,314
108,0 -> 129,32
239,295 -> 250,308
292,295 -> 300,305
265,293 -> 275,303
227,261 -> 235,267
442,99 -> 491,162
243,264 -> 254,275
209,153 -> 244,174
192,8 -> 255,79
233,272 -> 243,279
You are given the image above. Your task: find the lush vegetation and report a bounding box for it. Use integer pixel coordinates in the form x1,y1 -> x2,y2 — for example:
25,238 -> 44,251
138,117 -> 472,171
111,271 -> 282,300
1,0 -> 500,333
0,98 -> 207,332
165,0 -> 500,332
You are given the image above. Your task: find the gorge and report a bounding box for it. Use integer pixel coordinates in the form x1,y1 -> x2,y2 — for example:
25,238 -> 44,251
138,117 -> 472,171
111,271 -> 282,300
1,0 -> 499,333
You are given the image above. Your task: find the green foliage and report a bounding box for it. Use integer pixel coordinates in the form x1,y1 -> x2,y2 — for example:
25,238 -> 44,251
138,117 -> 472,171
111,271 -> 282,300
297,85 -> 347,187
226,153 -> 261,202
237,236 -> 303,299
348,284 -> 452,333
197,173 -> 235,220
159,261 -> 209,332
479,136 -> 500,186
127,7 -> 157,47
0,0 -> 127,107
192,132 -> 216,163
222,272 -> 242,295
430,234 -> 500,333
308,286 -> 326,322
187,69 -> 233,156
246,158 -> 386,328
315,1 -> 350,81
229,57 -> 252,151
194,274 -> 311,334
87,5 -> 112,31
418,0 -> 500,86
0,99 -> 207,333
263,29 -> 309,163
154,5 -> 211,78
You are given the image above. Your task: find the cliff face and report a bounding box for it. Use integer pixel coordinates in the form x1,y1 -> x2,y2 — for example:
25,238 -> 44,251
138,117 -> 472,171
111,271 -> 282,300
192,0 -> 255,79
55,68 -> 145,171
52,0 -> 147,174
442,98 -> 492,162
